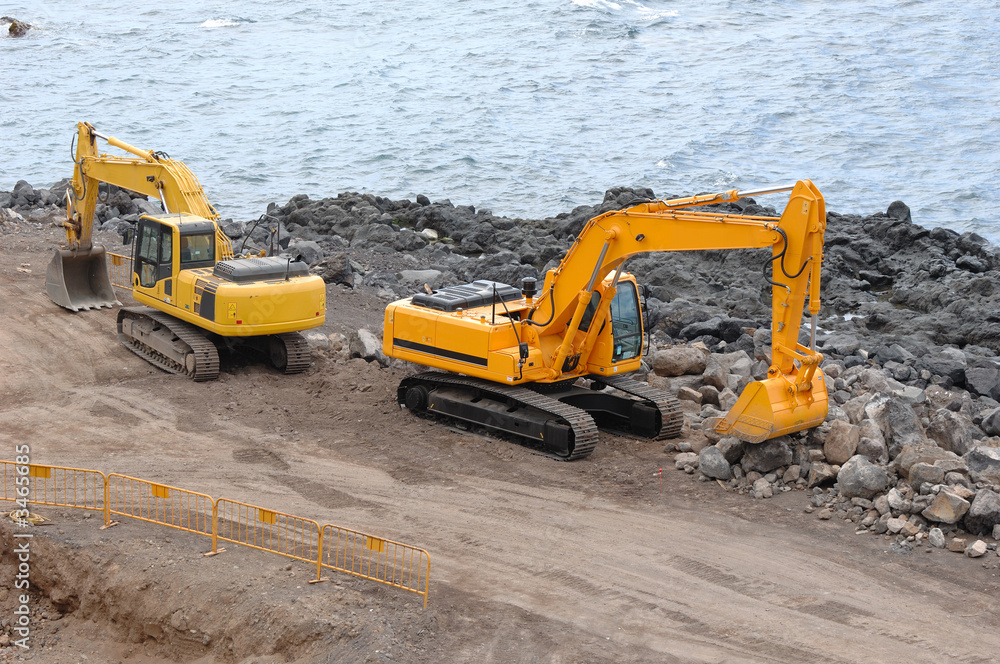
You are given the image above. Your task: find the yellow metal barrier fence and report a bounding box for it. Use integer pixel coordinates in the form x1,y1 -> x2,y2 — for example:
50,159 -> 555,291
0,460 -> 106,511
214,498 -> 321,566
320,524 -> 431,607
0,462 -> 430,605
108,252 -> 133,290
106,474 -> 214,538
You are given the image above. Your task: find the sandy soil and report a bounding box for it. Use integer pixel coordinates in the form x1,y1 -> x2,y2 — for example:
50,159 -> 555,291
1,220 -> 999,663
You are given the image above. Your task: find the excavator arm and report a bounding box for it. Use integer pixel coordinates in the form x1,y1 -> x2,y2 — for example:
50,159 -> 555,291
528,180 -> 827,442
47,122 -> 232,311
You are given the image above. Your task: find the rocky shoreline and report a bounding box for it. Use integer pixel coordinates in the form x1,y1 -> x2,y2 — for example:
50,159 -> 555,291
3,177 -> 999,560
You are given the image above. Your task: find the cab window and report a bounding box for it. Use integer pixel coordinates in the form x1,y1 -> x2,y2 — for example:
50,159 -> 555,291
136,221 -> 167,288
610,283 -> 642,361
180,233 -> 214,265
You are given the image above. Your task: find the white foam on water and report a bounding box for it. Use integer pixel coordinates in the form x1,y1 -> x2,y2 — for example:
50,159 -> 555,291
200,18 -> 241,28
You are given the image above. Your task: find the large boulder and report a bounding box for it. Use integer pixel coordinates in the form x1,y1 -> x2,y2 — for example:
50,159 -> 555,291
701,355 -> 728,390
908,462 -> 945,488
921,489 -> 971,524
824,420 -> 860,465
652,347 -> 707,377
980,408 -> 1000,437
965,363 -> 1000,400
312,252 -> 354,287
715,436 -> 745,464
741,436 -> 793,473
698,445 -> 732,480
916,348 -> 967,386
837,455 -> 890,499
894,444 -> 960,480
349,329 -> 389,367
926,409 -> 975,456
964,490 -> 1000,536
865,393 -> 926,456
288,240 -> 324,265
965,445 -> 1000,484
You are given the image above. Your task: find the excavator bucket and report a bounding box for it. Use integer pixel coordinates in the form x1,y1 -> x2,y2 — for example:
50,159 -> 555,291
705,369 -> 828,443
45,246 -> 120,312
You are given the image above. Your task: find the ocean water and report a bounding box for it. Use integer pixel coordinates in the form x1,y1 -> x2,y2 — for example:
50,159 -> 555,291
1,1 -> 998,239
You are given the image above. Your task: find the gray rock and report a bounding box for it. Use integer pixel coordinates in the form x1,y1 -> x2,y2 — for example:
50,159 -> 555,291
964,489 -> 1000,536
399,269 -> 443,286
842,393 -> 872,424
857,436 -> 889,464
927,408 -> 975,455
837,454 -> 890,499
824,420 -> 860,465
966,364 -> 1000,400
698,445 -> 732,480
698,385 -> 720,407
349,329 -> 389,367
884,397 -> 927,455
312,252 -> 354,287
908,462 -> 945,488
742,436 -> 793,473
966,445 -> 1000,484
980,408 -> 1000,437
966,540 -> 988,558
921,489 -> 971,524
917,349 -> 967,386
928,527 -> 946,548
289,240 -> 324,265
652,347 -> 707,377
715,436 -> 745,464
782,465 -> 801,483
808,462 -> 837,487
135,197 -> 164,217
886,516 -> 907,534
718,387 -> 738,412
933,457 -> 969,474
822,332 -> 861,356
993,524 -> 1000,541
674,452 -> 699,470
874,494 -> 891,516
894,444 -> 959,480
752,477 -> 773,499
887,487 -> 909,511
701,355 -> 728,390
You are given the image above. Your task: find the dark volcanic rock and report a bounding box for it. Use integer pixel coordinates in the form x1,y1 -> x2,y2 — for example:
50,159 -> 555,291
964,489 -> 1000,536
741,436 -> 793,473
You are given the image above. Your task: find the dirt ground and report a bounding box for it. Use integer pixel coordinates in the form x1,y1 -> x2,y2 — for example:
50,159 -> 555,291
1,219 -> 1000,663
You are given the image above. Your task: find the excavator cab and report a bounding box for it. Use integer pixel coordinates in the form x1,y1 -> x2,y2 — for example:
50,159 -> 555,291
45,246 -> 119,312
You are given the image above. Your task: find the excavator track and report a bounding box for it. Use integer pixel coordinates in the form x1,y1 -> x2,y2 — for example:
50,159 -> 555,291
398,372 -> 599,461
271,332 -> 311,374
117,307 -> 220,381
587,374 -> 684,440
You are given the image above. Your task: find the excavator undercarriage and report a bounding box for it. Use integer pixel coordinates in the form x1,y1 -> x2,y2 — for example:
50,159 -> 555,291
398,372 -> 682,460
117,307 -> 311,382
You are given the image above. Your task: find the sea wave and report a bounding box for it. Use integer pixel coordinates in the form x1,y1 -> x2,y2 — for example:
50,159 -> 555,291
200,18 -> 245,28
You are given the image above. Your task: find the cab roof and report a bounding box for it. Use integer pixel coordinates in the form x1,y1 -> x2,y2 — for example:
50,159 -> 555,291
139,213 -> 217,235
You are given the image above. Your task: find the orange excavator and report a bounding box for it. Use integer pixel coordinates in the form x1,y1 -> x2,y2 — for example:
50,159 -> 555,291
382,181 -> 828,459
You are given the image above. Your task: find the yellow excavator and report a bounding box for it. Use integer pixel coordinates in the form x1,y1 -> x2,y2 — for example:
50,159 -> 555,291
45,122 -> 326,380
384,181 -> 828,459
